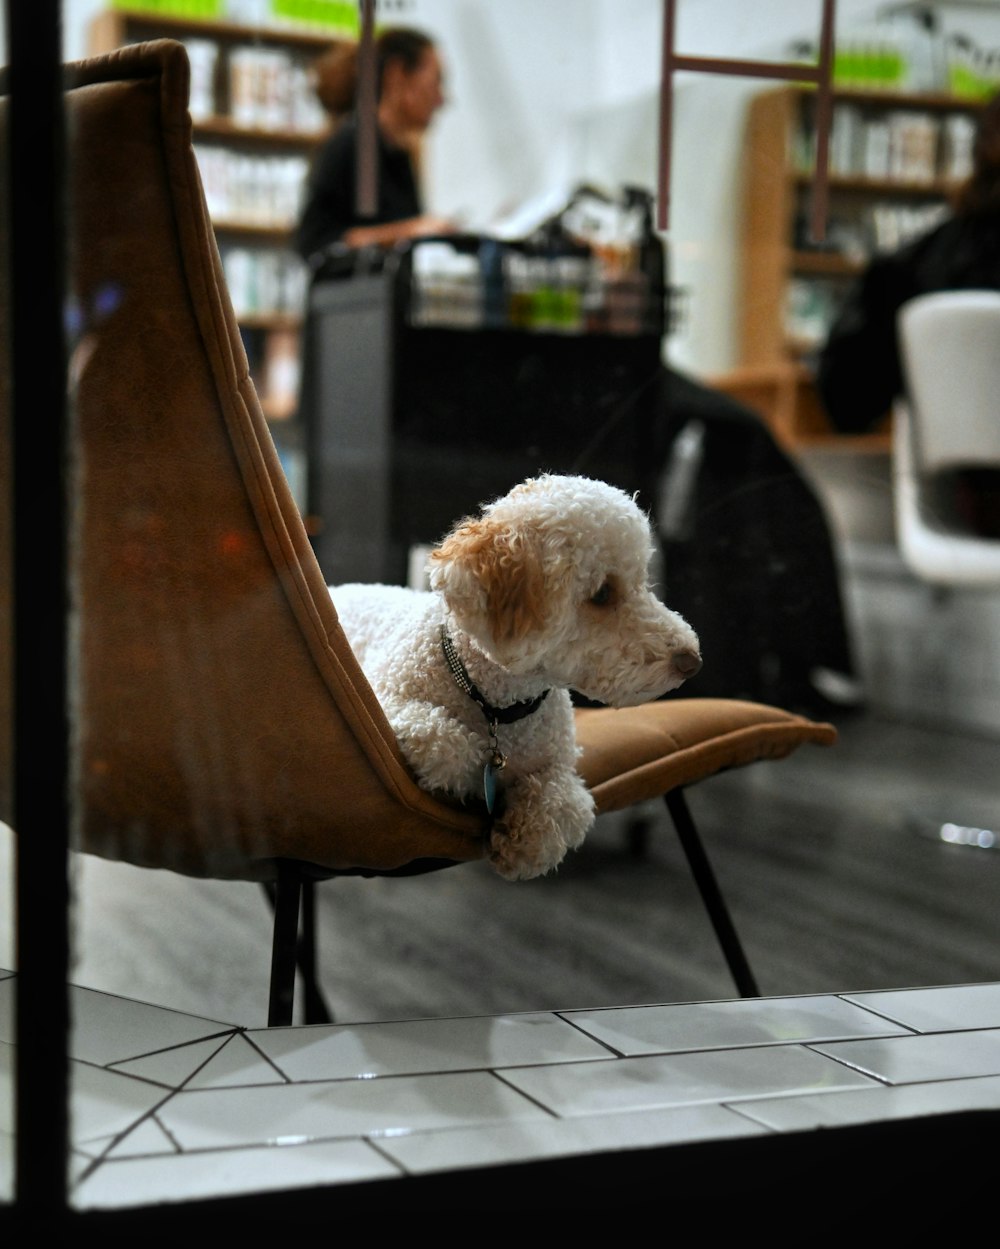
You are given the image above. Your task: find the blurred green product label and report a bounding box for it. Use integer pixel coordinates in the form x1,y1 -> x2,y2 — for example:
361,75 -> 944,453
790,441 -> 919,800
271,0 -> 360,33
112,0 -> 224,16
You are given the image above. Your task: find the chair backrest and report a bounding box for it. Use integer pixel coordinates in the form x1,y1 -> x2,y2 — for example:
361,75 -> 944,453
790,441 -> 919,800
0,40 -> 487,879
893,289 -> 1000,587
897,289 -> 1000,474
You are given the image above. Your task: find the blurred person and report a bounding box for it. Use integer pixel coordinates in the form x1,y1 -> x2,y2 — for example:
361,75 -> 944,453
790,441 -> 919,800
817,91 -> 1000,437
294,26 -> 456,265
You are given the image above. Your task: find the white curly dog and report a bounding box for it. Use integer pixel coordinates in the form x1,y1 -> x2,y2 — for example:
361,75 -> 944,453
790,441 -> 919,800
331,474 -> 702,881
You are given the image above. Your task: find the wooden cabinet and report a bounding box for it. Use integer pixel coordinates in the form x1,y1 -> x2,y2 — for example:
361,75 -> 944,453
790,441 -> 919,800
728,83 -> 984,451
89,7 -> 340,484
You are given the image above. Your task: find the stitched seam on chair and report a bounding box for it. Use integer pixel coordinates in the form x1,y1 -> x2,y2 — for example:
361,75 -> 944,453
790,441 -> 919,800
587,722 -> 835,812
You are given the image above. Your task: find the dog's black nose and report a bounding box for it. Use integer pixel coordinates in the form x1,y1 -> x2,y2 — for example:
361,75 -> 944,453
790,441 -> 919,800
674,649 -> 702,678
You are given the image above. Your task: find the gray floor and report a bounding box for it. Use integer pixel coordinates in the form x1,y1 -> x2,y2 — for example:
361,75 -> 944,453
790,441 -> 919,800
5,706 -> 992,1030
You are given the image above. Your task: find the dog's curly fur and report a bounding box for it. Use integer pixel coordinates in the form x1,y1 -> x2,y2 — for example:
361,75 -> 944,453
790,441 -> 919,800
331,474 -> 701,880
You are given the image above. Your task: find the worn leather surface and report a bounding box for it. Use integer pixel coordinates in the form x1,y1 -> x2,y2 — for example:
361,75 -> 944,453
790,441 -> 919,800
575,700 -> 836,812
0,40 -> 836,881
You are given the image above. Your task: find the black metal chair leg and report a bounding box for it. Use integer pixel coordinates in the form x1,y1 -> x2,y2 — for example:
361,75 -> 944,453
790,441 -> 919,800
299,879 -> 334,1025
267,864 -> 301,1026
665,788 -> 761,998
263,867 -> 335,1026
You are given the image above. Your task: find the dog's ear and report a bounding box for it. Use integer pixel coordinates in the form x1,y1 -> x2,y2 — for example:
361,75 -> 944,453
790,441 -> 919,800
429,518 -> 547,646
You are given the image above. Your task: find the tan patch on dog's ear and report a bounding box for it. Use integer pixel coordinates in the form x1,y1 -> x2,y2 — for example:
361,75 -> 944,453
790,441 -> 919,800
430,518 -> 547,644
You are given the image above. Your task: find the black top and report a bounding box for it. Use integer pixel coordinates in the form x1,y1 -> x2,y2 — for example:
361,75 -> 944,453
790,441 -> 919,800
294,114 -> 422,264
816,211 -> 1000,433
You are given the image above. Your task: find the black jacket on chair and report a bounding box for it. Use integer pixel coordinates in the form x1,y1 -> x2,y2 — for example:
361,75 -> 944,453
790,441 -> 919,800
656,368 -> 859,718
816,212 -> 1000,435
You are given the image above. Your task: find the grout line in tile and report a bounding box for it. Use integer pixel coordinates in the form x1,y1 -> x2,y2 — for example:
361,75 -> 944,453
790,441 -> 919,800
153,1112 -> 185,1154
833,994 -> 929,1033
69,1081 -> 199,1191
550,1014 -> 629,1057
71,1056 -> 180,1090
101,1026 -> 243,1069
106,1030 -> 240,1076
172,1032 -> 274,1090
722,1101 -> 788,1131
488,1068 -> 563,1117
801,1043 -> 894,1084
241,1031 -> 295,1083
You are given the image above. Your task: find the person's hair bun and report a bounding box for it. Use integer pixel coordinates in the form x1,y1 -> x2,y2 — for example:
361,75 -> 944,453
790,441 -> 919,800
311,40 -> 358,117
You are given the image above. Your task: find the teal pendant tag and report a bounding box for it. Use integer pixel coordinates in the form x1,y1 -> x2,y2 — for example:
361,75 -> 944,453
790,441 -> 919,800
484,761 -> 498,814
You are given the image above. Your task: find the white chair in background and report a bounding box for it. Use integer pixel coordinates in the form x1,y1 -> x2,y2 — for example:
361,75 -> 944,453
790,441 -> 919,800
892,289 -> 1000,849
894,290 -> 1000,587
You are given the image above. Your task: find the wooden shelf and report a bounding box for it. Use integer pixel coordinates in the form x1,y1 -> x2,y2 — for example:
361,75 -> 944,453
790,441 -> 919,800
737,83 -> 984,451
237,312 -> 303,332
793,170 -> 962,198
796,83 -> 988,113
708,363 -> 890,456
791,250 -> 864,277
210,219 -> 300,239
193,117 -> 331,148
89,7 -> 339,54
89,6 -> 332,432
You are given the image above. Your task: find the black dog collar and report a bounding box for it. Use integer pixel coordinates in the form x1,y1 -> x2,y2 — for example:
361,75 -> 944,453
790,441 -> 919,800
439,625 -> 550,726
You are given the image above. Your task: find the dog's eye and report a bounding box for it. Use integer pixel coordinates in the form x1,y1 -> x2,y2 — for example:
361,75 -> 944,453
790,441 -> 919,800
590,580 -> 614,607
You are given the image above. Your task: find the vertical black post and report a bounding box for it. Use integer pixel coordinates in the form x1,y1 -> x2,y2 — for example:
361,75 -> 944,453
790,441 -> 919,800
299,879 -> 333,1024
355,0 -> 378,220
8,0 -> 71,1223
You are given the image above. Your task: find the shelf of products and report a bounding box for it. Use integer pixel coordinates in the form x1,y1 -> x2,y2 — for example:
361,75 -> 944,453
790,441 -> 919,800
401,237 -> 667,339
89,7 -> 338,467
738,83 -> 985,452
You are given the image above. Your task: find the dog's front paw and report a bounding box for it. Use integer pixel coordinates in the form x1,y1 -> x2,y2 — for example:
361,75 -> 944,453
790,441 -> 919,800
487,819 -> 557,881
487,774 -> 595,882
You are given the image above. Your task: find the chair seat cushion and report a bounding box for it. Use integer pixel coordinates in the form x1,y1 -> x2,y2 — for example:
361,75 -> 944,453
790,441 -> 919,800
574,699 -> 837,813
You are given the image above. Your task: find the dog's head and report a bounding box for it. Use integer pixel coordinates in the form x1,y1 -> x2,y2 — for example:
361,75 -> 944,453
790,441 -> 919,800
428,474 -> 701,706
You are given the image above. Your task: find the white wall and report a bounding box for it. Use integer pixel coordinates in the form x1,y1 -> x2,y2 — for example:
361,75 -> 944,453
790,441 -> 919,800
410,0 -> 601,229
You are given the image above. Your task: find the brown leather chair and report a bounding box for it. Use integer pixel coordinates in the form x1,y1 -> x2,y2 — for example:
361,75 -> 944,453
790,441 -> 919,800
0,41 -> 835,1026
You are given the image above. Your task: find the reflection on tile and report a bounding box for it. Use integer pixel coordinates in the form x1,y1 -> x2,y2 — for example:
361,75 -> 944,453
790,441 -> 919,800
736,1073 -> 1000,1132
561,995 -> 910,1056
104,1116 -> 179,1158
72,1137 -> 401,1209
67,986 -> 236,1066
501,1045 -> 875,1117
70,1061 -> 170,1146
250,1013 -> 613,1082
112,1034 -> 238,1088
380,1102 -> 767,1175
12,960 -> 1000,1210
843,984 -> 1000,1033
157,1071 -> 547,1150
813,1028 -> 1000,1084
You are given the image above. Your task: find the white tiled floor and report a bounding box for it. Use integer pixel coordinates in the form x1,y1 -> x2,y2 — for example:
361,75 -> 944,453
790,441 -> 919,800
5,968 -> 1000,1210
